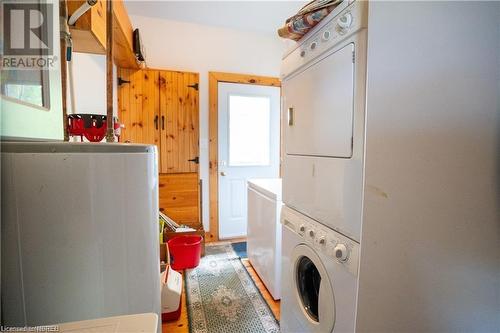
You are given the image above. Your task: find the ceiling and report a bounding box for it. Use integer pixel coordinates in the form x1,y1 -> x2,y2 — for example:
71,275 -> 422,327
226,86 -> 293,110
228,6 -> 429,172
124,1 -> 307,34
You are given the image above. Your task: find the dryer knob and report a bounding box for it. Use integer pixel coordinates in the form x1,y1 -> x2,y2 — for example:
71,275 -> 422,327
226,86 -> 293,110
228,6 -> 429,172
299,225 -> 306,233
309,230 -> 315,237
322,30 -> 331,41
337,13 -> 353,32
318,237 -> 326,245
334,244 -> 349,262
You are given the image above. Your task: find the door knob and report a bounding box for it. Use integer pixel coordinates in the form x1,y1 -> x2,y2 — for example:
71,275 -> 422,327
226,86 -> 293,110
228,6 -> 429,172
220,171 -> 227,176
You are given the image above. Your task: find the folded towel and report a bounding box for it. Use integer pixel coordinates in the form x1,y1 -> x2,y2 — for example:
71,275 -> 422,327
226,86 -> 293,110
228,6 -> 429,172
278,0 -> 342,41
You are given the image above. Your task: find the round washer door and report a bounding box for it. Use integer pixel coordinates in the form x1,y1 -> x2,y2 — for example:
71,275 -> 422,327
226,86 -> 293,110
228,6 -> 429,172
292,244 -> 335,332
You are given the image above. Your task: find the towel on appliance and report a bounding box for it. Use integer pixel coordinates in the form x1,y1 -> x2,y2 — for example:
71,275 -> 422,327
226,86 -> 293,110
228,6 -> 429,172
277,0 -> 342,41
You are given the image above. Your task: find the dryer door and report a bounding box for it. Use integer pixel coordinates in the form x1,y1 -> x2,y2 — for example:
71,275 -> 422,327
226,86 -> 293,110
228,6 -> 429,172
292,244 -> 335,332
283,43 -> 355,158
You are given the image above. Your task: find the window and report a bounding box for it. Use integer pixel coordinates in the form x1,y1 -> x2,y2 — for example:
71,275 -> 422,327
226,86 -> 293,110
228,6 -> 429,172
1,1 -> 51,109
228,95 -> 271,166
1,70 -> 50,108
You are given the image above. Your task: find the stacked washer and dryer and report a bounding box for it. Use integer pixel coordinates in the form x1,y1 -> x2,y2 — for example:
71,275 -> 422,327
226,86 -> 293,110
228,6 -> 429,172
279,1 -> 367,332
279,0 -> 500,332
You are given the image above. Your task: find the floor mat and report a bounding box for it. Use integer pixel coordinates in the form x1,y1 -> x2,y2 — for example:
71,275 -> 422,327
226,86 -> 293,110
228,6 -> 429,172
231,241 -> 247,259
185,243 -> 279,333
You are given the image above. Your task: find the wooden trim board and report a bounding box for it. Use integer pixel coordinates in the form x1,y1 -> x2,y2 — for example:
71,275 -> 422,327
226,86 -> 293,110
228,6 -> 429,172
207,72 -> 281,242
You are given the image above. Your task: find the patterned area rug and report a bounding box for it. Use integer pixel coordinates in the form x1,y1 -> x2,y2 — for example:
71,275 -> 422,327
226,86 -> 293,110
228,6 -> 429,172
185,243 -> 279,333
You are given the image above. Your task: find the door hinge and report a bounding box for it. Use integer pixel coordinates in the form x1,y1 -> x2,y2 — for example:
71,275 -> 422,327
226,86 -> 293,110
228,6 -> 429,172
117,77 -> 130,86
352,51 -> 355,63
187,83 -> 199,91
188,156 -> 200,164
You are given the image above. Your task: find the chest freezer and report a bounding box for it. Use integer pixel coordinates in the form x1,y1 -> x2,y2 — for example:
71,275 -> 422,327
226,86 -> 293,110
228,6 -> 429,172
1,142 -> 161,330
247,178 -> 283,300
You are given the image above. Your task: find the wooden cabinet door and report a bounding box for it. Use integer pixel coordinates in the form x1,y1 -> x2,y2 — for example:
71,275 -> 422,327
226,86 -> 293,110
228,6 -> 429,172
159,173 -> 200,227
119,68 -> 201,226
159,71 -> 200,174
118,68 -> 160,147
158,70 -> 200,225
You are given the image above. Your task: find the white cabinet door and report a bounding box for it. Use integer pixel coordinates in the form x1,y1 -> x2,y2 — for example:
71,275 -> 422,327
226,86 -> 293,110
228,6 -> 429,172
283,43 -> 355,158
218,83 -> 281,239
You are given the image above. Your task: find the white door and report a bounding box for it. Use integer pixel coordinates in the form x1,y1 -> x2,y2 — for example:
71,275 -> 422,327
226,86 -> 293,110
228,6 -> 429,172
218,82 -> 281,239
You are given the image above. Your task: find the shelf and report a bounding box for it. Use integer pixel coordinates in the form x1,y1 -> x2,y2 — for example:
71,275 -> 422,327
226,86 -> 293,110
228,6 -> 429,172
68,0 -> 140,69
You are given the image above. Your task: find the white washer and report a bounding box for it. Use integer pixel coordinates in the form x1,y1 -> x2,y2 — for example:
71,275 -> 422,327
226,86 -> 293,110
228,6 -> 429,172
280,206 -> 359,333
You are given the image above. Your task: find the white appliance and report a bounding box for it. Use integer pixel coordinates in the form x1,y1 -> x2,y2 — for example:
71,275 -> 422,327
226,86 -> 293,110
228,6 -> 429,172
247,178 -> 282,300
1,142 -> 161,329
280,1 -> 500,332
280,206 -> 359,333
57,313 -> 158,333
281,0 -> 367,242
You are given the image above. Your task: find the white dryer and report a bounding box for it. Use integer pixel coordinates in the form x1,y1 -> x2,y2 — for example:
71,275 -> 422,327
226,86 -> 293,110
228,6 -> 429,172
281,0 -> 368,242
280,206 -> 359,333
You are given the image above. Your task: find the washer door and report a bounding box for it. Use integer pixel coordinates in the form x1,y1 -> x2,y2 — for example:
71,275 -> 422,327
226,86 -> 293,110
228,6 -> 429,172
292,244 -> 335,332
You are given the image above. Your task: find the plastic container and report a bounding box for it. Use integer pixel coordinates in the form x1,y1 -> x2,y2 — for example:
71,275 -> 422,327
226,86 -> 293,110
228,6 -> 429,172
167,235 -> 203,270
67,114 -> 107,142
161,265 -> 182,322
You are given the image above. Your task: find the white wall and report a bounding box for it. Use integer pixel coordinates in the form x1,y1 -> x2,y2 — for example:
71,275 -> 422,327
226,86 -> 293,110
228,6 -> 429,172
357,2 -> 500,331
130,16 -> 289,230
68,54 -> 104,114
66,53 -> 117,116
70,16 -> 291,230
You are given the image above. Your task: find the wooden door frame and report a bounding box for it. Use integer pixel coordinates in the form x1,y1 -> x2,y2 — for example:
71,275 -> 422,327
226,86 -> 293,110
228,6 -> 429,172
207,72 -> 281,242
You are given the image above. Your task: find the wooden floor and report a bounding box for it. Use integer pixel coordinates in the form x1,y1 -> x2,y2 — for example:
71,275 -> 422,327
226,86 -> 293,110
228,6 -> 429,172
241,258 -> 281,319
162,250 -> 280,333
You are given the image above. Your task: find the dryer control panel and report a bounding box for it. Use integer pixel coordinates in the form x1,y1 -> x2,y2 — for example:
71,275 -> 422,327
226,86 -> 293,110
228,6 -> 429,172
281,0 -> 368,78
281,206 -> 360,276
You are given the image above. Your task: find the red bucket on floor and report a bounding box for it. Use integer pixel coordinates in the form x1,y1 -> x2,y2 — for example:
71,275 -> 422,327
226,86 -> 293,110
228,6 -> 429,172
167,235 -> 203,270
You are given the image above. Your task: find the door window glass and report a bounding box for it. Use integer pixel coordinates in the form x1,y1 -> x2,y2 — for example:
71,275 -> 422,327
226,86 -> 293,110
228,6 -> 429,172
296,256 -> 321,322
228,95 -> 270,166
